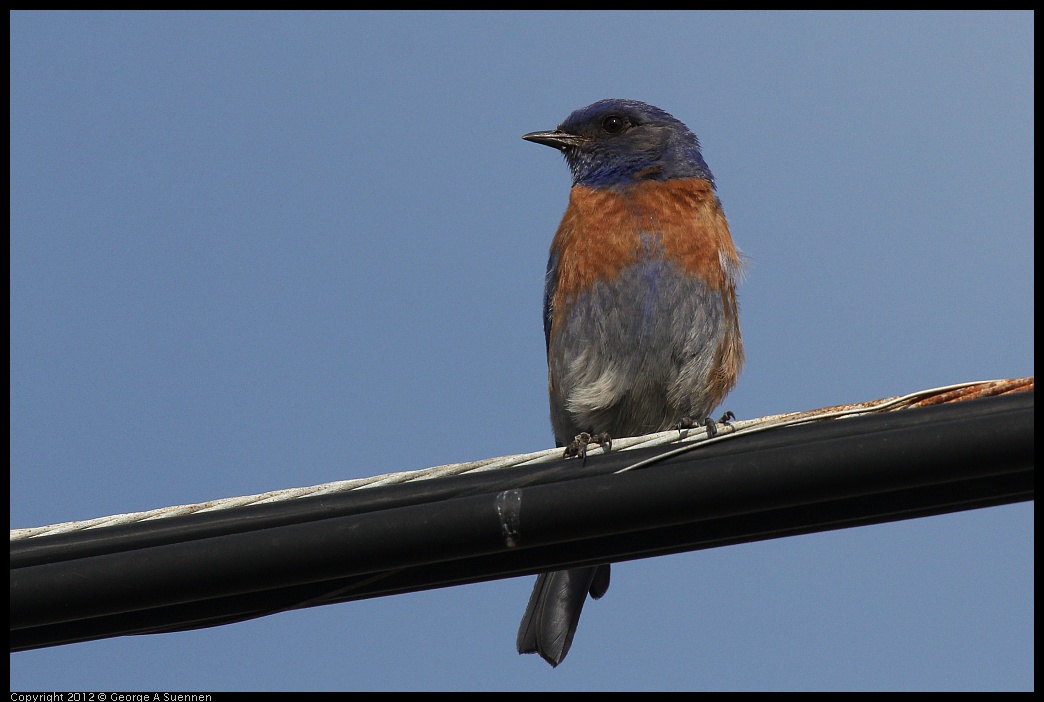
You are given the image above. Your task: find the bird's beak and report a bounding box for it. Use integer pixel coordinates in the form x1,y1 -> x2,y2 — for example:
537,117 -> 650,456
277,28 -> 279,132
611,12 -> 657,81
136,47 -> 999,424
522,129 -> 586,151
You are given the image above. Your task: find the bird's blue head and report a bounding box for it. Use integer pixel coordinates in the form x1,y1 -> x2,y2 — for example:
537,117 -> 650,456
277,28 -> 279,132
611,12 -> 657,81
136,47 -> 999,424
523,99 -> 715,189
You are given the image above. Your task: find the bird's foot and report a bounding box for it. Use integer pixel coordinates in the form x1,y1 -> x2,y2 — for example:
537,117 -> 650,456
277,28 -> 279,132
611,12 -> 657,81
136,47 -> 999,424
675,411 -> 736,438
564,431 -> 612,463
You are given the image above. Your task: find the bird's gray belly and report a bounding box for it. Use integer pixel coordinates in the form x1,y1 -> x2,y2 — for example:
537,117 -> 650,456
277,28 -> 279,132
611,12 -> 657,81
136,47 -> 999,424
549,258 -> 726,443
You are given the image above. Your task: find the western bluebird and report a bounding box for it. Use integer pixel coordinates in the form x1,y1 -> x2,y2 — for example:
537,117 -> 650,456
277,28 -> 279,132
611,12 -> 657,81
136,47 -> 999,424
517,99 -> 744,666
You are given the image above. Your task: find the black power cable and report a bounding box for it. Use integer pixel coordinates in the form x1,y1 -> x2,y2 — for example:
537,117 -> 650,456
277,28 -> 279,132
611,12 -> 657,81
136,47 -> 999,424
10,391 -> 1033,652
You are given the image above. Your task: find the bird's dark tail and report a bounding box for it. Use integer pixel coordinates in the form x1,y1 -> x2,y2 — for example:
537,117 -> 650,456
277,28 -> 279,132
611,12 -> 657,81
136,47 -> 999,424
516,564 -> 611,667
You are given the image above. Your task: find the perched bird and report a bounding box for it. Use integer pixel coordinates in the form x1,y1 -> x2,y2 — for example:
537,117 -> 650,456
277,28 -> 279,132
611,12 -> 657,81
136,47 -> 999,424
517,99 -> 744,667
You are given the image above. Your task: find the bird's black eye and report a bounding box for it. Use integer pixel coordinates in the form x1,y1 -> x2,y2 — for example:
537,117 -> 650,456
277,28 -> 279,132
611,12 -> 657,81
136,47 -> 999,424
601,115 -> 627,134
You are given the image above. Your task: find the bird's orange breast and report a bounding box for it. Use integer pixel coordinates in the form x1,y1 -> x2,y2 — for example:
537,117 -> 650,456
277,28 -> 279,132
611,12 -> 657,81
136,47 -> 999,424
549,177 -> 739,307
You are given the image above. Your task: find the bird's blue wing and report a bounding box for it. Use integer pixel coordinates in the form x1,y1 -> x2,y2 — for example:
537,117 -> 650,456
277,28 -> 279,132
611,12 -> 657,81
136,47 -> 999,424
543,249 -> 559,359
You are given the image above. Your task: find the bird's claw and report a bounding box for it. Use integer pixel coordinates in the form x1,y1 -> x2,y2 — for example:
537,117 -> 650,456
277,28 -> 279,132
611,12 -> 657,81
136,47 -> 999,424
564,431 -> 612,463
675,410 -> 736,438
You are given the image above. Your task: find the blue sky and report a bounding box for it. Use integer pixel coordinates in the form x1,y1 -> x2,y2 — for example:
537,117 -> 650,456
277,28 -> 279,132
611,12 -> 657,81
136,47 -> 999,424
10,11 -> 1033,691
